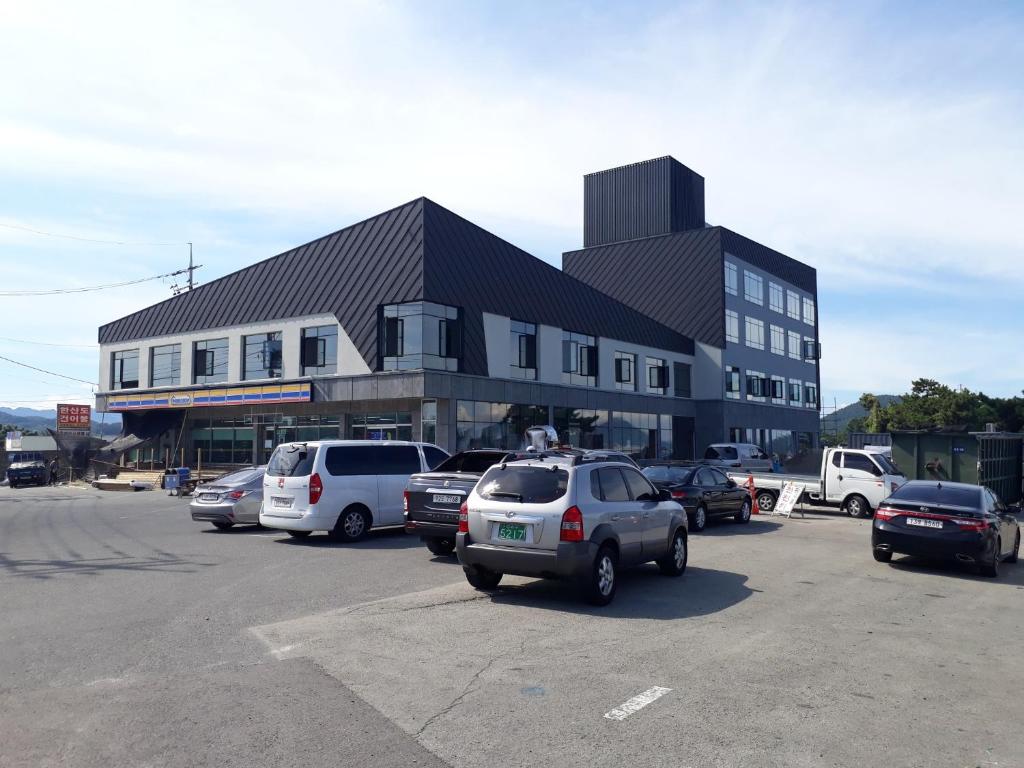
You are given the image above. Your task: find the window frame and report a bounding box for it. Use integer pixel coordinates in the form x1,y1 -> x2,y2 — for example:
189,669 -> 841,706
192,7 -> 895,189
111,348 -> 140,390
149,343 -> 181,388
744,270 -> 764,306
242,331 -> 283,381
614,351 -> 636,391
786,290 -> 800,320
725,309 -> 740,344
769,282 -> 784,314
724,261 -> 738,296
744,317 -> 765,351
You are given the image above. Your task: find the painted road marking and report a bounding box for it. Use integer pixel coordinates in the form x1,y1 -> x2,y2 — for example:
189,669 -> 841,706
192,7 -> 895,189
604,686 -> 672,721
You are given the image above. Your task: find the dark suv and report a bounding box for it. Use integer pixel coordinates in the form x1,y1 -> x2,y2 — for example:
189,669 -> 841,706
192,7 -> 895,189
6,452 -> 48,488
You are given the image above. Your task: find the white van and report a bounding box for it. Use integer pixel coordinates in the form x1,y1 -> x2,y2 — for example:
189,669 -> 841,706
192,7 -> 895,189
259,440 -> 449,540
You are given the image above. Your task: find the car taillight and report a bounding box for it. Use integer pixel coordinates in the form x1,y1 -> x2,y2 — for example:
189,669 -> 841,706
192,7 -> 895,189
874,506 -> 900,522
671,489 -> 687,500
403,490 -> 409,514
228,490 -> 246,500
458,501 -> 469,533
560,506 -> 584,542
309,473 -> 323,505
953,518 -> 988,532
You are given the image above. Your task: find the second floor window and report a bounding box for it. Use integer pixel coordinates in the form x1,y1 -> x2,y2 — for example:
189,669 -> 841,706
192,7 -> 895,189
193,338 -> 229,384
788,330 -> 801,360
301,325 -> 338,376
150,344 -> 181,387
672,361 -> 691,398
510,320 -> 537,380
243,332 -> 283,380
745,317 -> 765,350
111,349 -> 139,390
614,351 -> 636,392
725,366 -> 741,398
789,380 -> 802,405
381,302 -> 461,372
805,383 -> 819,406
562,330 -> 597,387
770,325 -> 785,356
647,357 -> 668,395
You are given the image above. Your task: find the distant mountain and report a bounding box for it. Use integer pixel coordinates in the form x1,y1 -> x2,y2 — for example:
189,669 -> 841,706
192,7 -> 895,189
821,395 -> 900,434
0,407 -> 121,437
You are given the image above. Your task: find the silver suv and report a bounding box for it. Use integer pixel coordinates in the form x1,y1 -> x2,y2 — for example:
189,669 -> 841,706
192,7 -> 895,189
456,455 -> 689,605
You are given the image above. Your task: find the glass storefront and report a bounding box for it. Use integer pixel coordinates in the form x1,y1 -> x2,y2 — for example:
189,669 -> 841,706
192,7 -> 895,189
456,401 -> 549,451
553,408 -> 608,450
351,412 -> 413,442
728,427 -> 816,464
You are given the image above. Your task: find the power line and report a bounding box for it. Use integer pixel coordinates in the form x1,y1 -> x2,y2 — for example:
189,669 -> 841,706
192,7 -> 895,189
0,336 -> 97,348
0,354 -> 97,386
0,221 -> 185,246
0,269 -> 189,297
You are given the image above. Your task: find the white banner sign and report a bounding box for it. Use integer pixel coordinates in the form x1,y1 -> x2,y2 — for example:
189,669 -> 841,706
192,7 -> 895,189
773,482 -> 805,518
5,431 -> 23,451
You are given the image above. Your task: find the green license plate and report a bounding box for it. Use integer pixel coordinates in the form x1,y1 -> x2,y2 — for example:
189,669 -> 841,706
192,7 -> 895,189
497,522 -> 527,541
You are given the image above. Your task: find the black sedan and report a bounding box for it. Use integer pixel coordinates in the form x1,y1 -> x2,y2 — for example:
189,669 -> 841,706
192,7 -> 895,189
872,481 -> 1020,577
642,463 -> 752,532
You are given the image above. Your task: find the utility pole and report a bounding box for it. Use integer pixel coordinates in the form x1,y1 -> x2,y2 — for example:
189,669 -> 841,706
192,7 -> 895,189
171,243 -> 202,295
187,242 -> 195,290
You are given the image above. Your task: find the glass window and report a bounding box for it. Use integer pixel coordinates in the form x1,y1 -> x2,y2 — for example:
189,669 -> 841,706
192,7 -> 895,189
725,310 -> 739,344
510,320 -> 537,380
696,468 -> 718,487
744,317 -> 765,350
843,453 -> 881,476
421,399 -> 437,446
423,446 -> 449,469
889,483 -> 981,508
788,330 -> 801,360
457,401 -> 550,451
744,271 -> 763,305
645,357 -> 668,395
802,297 -> 816,326
267,444 -> 318,477
477,465 -> 569,503
436,450 -> 508,473
243,332 -> 282,380
553,408 -> 608,450
149,344 -> 181,387
672,362 -> 691,398
193,338 -> 229,384
769,282 -> 784,313
789,380 -> 802,405
111,349 -> 139,390
301,325 -> 338,376
595,466 -> 630,502
803,338 -> 819,363
724,261 -> 738,295
609,411 -> 662,459
373,445 -> 422,475
643,465 -> 692,485
621,467 -> 656,500
562,330 -> 597,387
746,373 -> 767,398
614,351 -> 636,391
725,366 -> 741,398
351,411 -> 413,441
770,325 -> 785,356
787,290 -> 800,319
805,383 -> 818,407
771,376 -> 786,403
381,301 -> 460,372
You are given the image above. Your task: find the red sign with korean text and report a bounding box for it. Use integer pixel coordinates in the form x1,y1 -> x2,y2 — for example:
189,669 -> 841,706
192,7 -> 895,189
56,403 -> 91,430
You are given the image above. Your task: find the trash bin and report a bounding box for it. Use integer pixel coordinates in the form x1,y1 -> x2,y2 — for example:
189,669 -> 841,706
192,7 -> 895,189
164,467 -> 191,496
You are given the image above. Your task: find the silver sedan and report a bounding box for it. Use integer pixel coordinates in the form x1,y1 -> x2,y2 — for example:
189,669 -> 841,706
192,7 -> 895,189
190,467 -> 265,530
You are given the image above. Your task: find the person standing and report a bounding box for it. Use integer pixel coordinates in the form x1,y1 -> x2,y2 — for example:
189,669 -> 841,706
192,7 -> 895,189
48,458 -> 59,486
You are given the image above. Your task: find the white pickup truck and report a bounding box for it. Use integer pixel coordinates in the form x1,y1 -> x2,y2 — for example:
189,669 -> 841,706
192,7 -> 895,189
726,447 -> 907,518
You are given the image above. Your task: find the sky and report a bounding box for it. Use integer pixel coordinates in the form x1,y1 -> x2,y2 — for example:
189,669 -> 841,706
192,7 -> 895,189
1,0 -> 1022,418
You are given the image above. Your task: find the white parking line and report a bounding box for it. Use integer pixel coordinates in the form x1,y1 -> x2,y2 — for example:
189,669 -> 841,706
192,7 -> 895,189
603,686 -> 672,721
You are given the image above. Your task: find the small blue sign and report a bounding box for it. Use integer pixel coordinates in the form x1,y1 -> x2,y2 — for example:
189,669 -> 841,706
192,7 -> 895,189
953,447 -> 966,454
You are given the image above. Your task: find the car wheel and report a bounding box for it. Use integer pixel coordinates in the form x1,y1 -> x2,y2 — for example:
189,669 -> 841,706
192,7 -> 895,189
463,565 -> 502,591
872,548 -> 892,563
657,529 -> 688,576
756,490 -> 776,513
1007,531 -> 1020,564
584,545 -> 619,606
425,537 -> 456,557
287,530 -> 312,539
845,495 -> 871,519
735,498 -> 752,524
8,482 -> 16,489
212,521 -> 234,531
690,505 -> 707,533
332,506 -> 371,542
979,538 -> 1001,578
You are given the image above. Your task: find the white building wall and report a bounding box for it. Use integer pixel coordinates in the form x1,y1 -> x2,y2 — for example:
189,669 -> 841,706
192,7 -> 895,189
537,324 -> 563,386
692,342 -> 723,399
482,312 -> 511,380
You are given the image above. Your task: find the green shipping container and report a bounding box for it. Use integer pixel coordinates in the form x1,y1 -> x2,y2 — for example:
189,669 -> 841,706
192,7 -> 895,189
890,432 -> 1024,504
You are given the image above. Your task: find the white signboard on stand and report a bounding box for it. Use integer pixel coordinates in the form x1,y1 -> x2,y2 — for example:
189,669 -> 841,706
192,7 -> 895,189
773,482 -> 805,518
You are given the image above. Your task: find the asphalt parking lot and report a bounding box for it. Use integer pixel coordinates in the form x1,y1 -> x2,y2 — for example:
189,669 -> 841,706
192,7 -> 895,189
1,485 -> 1021,768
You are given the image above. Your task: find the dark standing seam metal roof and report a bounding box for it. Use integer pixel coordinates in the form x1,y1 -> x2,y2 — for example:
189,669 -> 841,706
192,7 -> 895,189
562,227 -> 726,348
98,198 -> 695,376
98,199 -> 426,372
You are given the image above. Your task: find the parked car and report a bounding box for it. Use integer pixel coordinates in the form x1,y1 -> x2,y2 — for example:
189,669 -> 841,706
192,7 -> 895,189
5,452 -> 48,488
259,441 -> 449,540
190,466 -> 266,530
456,454 -> 688,606
642,463 -> 751,532
703,443 -> 774,472
872,480 -> 1020,577
727,447 -> 907,518
406,448 -> 637,556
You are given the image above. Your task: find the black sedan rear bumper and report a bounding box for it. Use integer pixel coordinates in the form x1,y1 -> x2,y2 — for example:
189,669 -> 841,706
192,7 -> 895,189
872,522 -> 994,563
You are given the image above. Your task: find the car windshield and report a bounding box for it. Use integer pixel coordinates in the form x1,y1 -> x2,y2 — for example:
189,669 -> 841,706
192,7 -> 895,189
266,445 -> 318,477
477,464 -> 569,503
889,483 -> 980,509
873,453 -> 902,475
434,451 -> 508,474
642,466 -> 692,484
214,468 -> 263,485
